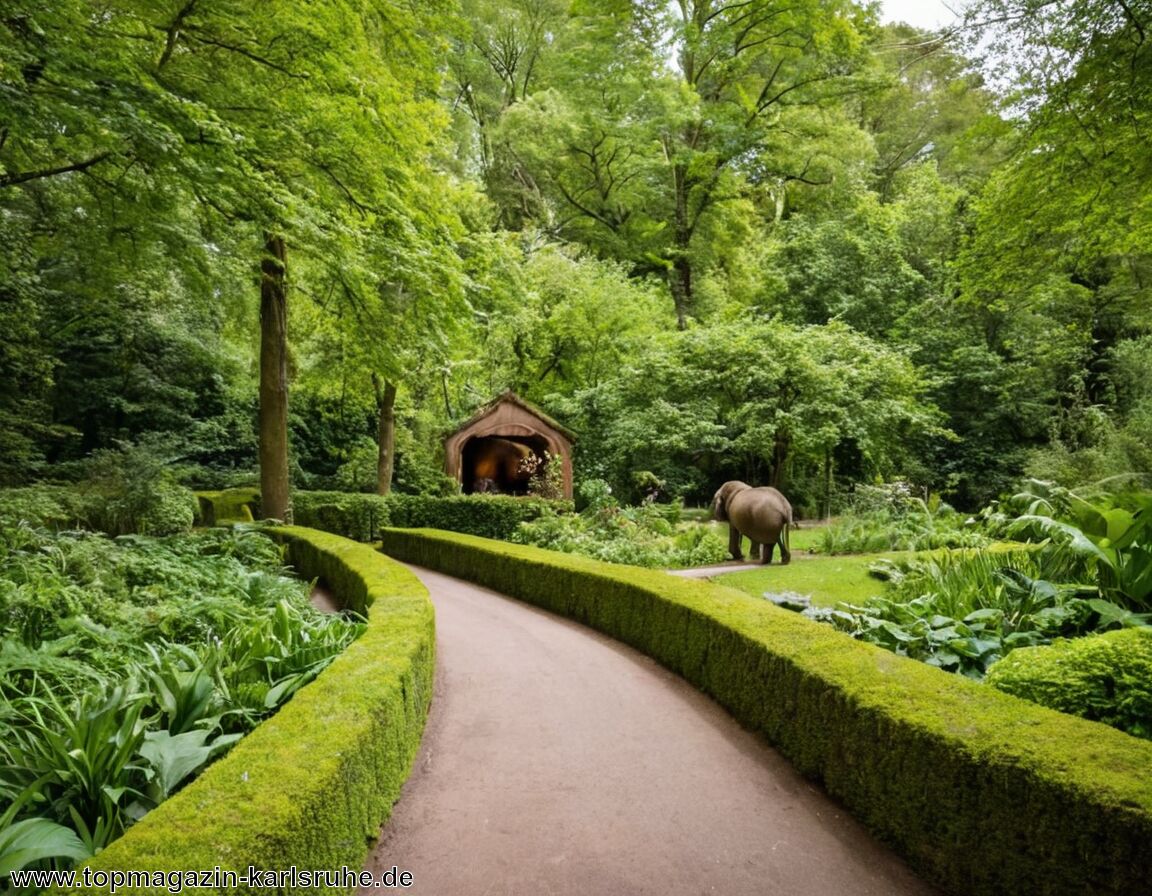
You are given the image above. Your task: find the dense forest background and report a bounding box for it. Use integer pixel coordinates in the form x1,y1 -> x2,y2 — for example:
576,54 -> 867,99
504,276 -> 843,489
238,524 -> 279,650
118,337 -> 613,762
1,0 -> 1148,517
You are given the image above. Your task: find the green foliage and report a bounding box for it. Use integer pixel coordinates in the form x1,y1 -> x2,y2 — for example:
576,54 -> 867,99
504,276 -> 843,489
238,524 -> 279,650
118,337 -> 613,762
381,527 -> 1152,896
388,494 -> 565,540
0,526 -> 362,872
768,196 -> 930,338
292,492 -> 391,543
807,547 -> 1089,678
553,320 -> 942,507
512,491 -> 727,569
993,482 -> 1152,612
292,489 -> 565,543
808,484 -> 1152,679
816,483 -> 988,554
194,488 -> 259,526
59,527 -> 434,893
0,817 -> 88,878
0,465 -> 196,538
986,629 -> 1152,740
0,486 -> 89,531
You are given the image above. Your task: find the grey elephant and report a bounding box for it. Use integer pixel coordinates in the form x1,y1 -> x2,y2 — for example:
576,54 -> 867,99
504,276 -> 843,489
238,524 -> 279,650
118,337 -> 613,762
711,481 -> 792,565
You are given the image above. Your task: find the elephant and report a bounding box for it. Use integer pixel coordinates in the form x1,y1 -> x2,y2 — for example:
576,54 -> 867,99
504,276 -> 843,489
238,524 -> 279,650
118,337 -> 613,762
711,481 -> 792,565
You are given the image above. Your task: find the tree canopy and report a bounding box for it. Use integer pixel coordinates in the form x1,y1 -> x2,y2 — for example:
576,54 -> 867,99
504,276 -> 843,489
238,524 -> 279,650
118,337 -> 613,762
2,0 -> 1148,510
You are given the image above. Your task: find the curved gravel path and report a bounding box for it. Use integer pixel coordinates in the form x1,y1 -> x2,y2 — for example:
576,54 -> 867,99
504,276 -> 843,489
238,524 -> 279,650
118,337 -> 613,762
360,566 -> 938,896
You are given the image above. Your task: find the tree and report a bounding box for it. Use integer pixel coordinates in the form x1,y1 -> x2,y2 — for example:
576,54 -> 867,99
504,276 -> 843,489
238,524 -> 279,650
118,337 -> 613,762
952,1 -> 1152,490
857,22 -> 1009,199
555,319 -> 942,510
482,0 -> 875,326
1,0 -> 459,509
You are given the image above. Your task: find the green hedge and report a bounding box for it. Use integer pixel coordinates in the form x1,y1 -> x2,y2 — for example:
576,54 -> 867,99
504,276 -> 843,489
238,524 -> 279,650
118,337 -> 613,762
194,487 -> 260,526
986,628 -> 1152,739
53,526 -> 434,895
386,493 -> 565,538
291,490 -> 566,542
379,528 -> 1152,896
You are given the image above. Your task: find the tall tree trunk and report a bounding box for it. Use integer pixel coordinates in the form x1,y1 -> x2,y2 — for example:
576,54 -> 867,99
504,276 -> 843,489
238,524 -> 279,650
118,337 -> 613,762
668,255 -> 693,332
770,434 -> 790,490
823,448 -> 834,521
373,374 -> 397,496
669,162 -> 693,330
259,233 -> 291,522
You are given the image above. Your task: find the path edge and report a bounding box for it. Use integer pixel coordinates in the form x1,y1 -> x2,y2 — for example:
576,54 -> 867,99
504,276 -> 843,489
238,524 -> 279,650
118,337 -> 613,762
381,527 -> 1152,896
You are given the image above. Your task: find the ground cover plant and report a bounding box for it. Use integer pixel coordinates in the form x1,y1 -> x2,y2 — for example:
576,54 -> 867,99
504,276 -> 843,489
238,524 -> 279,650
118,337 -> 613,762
0,525 -> 363,878
786,483 -> 1152,739
813,483 -> 989,554
512,481 -> 728,569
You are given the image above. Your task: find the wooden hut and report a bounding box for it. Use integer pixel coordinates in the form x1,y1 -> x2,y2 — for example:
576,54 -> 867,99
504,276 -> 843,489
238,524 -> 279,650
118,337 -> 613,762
445,391 -> 575,499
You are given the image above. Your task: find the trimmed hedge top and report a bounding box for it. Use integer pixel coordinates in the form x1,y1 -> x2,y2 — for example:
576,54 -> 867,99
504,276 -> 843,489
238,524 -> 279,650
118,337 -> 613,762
291,490 -> 568,542
379,528 -> 1152,896
53,526 -> 435,894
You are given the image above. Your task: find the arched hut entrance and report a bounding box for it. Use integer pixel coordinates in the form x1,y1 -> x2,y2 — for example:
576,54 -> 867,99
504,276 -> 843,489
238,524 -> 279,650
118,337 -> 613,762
445,392 -> 575,499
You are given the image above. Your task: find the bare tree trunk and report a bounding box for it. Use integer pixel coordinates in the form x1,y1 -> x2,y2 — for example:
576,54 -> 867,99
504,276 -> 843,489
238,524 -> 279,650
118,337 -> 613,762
770,435 -> 790,490
668,255 -> 693,332
372,374 -> 397,496
669,162 -> 693,331
823,448 -> 834,521
259,233 -> 291,522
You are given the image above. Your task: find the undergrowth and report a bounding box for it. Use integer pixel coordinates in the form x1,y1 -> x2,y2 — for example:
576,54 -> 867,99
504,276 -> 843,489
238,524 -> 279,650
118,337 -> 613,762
0,525 -> 363,879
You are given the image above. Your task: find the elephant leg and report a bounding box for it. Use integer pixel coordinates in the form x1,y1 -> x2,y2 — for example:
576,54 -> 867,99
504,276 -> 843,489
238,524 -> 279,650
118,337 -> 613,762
761,541 -> 774,565
728,525 -> 744,561
748,540 -> 761,561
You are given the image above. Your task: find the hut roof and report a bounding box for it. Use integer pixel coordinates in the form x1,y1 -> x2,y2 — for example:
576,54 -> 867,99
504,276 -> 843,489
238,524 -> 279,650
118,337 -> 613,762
449,390 -> 576,443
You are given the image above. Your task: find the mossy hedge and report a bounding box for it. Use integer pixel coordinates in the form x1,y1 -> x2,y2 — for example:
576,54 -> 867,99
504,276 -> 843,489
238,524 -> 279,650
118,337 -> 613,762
380,528 -> 1152,896
194,487 -> 260,526
52,526 -> 434,895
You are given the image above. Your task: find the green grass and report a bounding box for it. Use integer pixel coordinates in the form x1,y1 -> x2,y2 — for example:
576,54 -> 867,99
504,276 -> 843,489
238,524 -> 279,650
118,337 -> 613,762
715,550 -> 904,607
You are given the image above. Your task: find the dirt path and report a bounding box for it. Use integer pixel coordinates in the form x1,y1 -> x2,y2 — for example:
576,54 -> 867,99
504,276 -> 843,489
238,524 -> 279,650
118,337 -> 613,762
361,566 -> 938,896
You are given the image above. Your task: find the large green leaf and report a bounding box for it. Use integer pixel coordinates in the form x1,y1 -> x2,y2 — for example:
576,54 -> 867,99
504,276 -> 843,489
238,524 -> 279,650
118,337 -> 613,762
138,729 -> 240,801
0,817 -> 89,876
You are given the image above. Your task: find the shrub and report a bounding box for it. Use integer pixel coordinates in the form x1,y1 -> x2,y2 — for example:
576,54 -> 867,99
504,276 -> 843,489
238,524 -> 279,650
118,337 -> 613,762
385,493 -> 562,540
985,628 -> 1152,739
0,485 -> 89,530
286,491 -> 565,543
194,487 -> 259,526
77,441 -> 197,537
512,498 -> 726,569
292,491 -> 390,541
817,486 -> 987,554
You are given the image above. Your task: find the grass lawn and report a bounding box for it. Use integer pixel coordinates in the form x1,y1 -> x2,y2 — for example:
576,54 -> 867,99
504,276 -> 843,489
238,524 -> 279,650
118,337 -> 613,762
714,550 -> 905,607
681,517 -> 897,607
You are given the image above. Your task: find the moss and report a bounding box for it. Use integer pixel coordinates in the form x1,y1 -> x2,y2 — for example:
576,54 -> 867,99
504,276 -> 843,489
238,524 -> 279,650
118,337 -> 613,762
380,527 -> 1152,896
51,526 -> 434,895
194,488 -> 259,525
